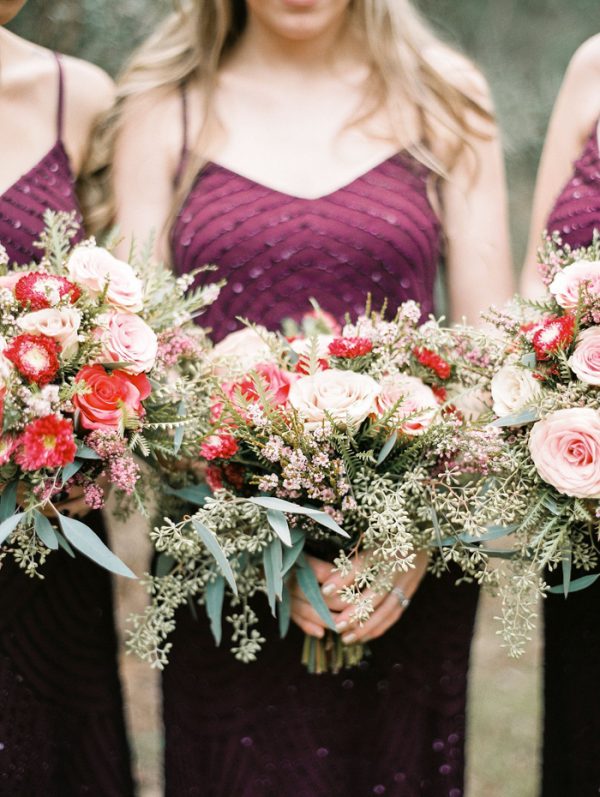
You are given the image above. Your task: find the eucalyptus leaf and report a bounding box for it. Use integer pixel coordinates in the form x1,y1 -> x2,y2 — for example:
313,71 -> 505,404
282,534 -> 305,577
0,512 -> 25,545
440,524 -> 518,547
249,496 -> 348,537
430,506 -> 445,556
192,519 -> 238,595
55,531 -> 76,558
520,352 -> 537,368
266,508 -> 292,547
491,407 -> 540,427
561,545 -> 572,598
279,583 -> 292,638
263,537 -> 283,615
0,481 -> 18,522
61,460 -> 84,486
548,573 -> 600,595
173,400 -> 186,455
34,512 -> 59,550
75,444 -> 101,460
57,513 -> 135,578
205,576 -> 225,646
155,553 -> 176,577
376,431 -> 398,466
163,483 -> 211,506
296,556 -> 336,630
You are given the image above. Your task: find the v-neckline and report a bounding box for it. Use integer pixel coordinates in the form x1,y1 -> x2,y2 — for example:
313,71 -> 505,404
204,150 -> 405,201
0,140 -> 67,203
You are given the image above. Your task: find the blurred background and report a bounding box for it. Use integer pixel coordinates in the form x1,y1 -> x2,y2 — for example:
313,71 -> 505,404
8,1 -> 600,794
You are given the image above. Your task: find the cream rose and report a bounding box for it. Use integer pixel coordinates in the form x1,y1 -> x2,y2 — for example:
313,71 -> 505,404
549,260 -> 600,309
101,312 -> 158,374
568,327 -> 600,385
528,407 -> 600,497
211,327 -> 274,375
375,373 -> 439,436
491,364 -> 541,419
289,368 -> 380,430
18,307 -> 81,360
66,246 -> 143,312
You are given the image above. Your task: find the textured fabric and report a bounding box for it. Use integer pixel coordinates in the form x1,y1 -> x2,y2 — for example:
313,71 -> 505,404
542,122 -> 600,797
168,154 -> 480,797
0,55 -> 133,797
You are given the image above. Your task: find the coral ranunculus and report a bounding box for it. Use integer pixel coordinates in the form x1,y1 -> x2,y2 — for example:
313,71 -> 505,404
73,364 -> 151,431
4,333 -> 61,385
14,271 -> 80,310
14,414 -> 76,471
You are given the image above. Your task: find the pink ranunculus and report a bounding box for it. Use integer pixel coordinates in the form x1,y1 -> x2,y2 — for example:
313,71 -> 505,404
101,312 -> 158,374
568,327 -> 600,385
528,407 -> 600,498
375,373 -> 439,436
549,260 -> 600,309
66,246 -> 144,312
210,327 -> 274,376
18,307 -> 81,360
73,364 -> 151,431
289,368 -> 380,431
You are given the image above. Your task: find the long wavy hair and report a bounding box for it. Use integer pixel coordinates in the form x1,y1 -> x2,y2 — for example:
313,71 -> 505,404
81,0 -> 491,236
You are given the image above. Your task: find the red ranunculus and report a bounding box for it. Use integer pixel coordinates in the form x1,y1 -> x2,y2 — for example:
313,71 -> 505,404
4,334 -> 60,385
15,272 -> 80,310
14,414 -> 76,471
328,337 -> 373,359
73,364 -> 151,431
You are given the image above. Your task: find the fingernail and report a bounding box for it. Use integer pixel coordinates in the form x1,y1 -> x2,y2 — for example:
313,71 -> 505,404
335,620 -> 348,632
314,628 -> 325,639
322,583 -> 336,596
342,633 -> 357,645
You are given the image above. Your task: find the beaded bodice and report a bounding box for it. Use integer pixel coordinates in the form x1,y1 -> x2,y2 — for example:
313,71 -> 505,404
171,154 -> 441,340
546,123 -> 600,248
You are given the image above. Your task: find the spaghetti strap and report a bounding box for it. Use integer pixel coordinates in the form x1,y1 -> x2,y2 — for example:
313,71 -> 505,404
174,82 -> 189,188
53,52 -> 65,141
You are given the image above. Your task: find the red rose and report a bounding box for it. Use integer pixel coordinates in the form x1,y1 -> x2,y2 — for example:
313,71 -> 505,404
532,315 -> 575,361
4,334 -> 60,385
15,272 -> 80,310
73,364 -> 151,431
328,337 -> 373,359
413,347 -> 452,380
14,414 -> 76,471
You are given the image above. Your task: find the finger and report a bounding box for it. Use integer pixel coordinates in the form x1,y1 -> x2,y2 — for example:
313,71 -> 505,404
290,595 -> 334,631
320,553 -> 365,596
342,594 -> 403,644
332,588 -> 388,630
290,611 -> 326,639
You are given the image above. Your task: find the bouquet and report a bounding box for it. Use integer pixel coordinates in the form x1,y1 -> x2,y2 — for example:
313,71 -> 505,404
0,212 -> 219,578
465,233 -> 600,655
129,300 -> 502,672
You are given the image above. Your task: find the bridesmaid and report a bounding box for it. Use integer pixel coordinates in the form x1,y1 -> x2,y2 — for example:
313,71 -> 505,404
521,35 -> 600,797
99,0 -> 513,794
0,5 -> 134,796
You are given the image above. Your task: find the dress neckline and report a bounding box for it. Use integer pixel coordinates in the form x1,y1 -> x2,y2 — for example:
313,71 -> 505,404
0,140 -> 69,203
203,150 -> 408,202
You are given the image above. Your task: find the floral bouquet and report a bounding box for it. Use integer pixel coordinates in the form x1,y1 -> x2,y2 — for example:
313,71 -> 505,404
471,233 -> 600,655
129,300 -> 502,672
0,212 -> 219,578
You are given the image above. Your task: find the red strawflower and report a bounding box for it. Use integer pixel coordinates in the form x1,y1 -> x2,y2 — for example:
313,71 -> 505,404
328,337 -> 373,359
15,272 -> 80,310
14,414 -> 76,471
4,334 -> 60,385
532,315 -> 575,361
413,347 -> 452,380
200,432 -> 239,461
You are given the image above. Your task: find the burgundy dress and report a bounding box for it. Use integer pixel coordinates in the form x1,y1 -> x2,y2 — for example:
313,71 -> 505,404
0,55 -> 134,796
541,123 -> 600,797
165,100 -> 479,797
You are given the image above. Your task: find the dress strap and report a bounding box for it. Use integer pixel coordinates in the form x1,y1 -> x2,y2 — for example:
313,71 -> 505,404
53,52 -> 65,141
173,82 -> 190,188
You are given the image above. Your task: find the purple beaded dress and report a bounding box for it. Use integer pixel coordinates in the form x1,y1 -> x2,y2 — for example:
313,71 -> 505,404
0,56 -> 134,796
164,96 -> 480,797
541,122 -> 600,797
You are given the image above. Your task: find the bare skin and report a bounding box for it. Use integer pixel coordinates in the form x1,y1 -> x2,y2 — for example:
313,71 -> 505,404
521,34 -> 600,298
0,5 -> 114,517
114,0 -> 514,643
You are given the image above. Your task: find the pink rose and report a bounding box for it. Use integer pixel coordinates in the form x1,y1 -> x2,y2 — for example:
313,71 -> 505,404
73,364 -> 151,431
289,369 -> 380,430
228,362 -> 295,407
18,307 -> 81,360
211,327 -> 273,375
375,374 -> 438,436
528,407 -> 600,498
568,327 -> 600,385
549,260 -> 600,309
101,312 -> 158,374
66,246 -> 143,312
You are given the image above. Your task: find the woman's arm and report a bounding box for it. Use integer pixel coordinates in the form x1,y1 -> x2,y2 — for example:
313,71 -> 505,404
521,35 -> 600,298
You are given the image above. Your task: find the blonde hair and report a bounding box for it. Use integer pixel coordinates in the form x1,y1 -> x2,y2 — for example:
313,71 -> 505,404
82,0 -> 491,235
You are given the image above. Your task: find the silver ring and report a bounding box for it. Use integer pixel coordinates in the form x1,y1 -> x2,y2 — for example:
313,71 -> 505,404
392,586 -> 411,609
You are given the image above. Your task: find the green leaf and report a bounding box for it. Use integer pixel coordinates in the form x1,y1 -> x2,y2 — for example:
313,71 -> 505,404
61,460 -> 84,486
266,508 -> 292,547
57,513 -> 136,578
491,407 -> 540,427
430,506 -> 445,556
163,483 -> 211,506
155,552 -> 176,577
520,352 -> 537,368
303,508 -> 349,537
0,512 -> 25,545
561,545 -> 572,598
192,518 -> 238,595
34,512 -> 59,550
279,583 -> 292,638
205,576 -> 225,646
376,431 -> 398,465
173,400 -> 186,455
249,496 -> 349,538
75,444 -> 101,460
263,537 -> 283,615
296,555 -> 336,630
440,524 -> 518,547
55,531 -> 75,557
548,573 -> 600,595
282,532 -> 305,577
0,481 -> 18,523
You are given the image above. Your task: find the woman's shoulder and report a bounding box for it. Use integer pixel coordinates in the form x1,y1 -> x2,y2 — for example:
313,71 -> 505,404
58,53 -> 114,125
554,35 -> 600,144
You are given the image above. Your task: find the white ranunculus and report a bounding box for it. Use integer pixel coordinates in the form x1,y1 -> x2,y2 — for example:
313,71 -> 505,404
18,307 -> 81,360
491,364 -> 541,419
289,368 -> 380,431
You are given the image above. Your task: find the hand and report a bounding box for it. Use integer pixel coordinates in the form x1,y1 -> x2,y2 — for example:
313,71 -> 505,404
51,475 -> 111,519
